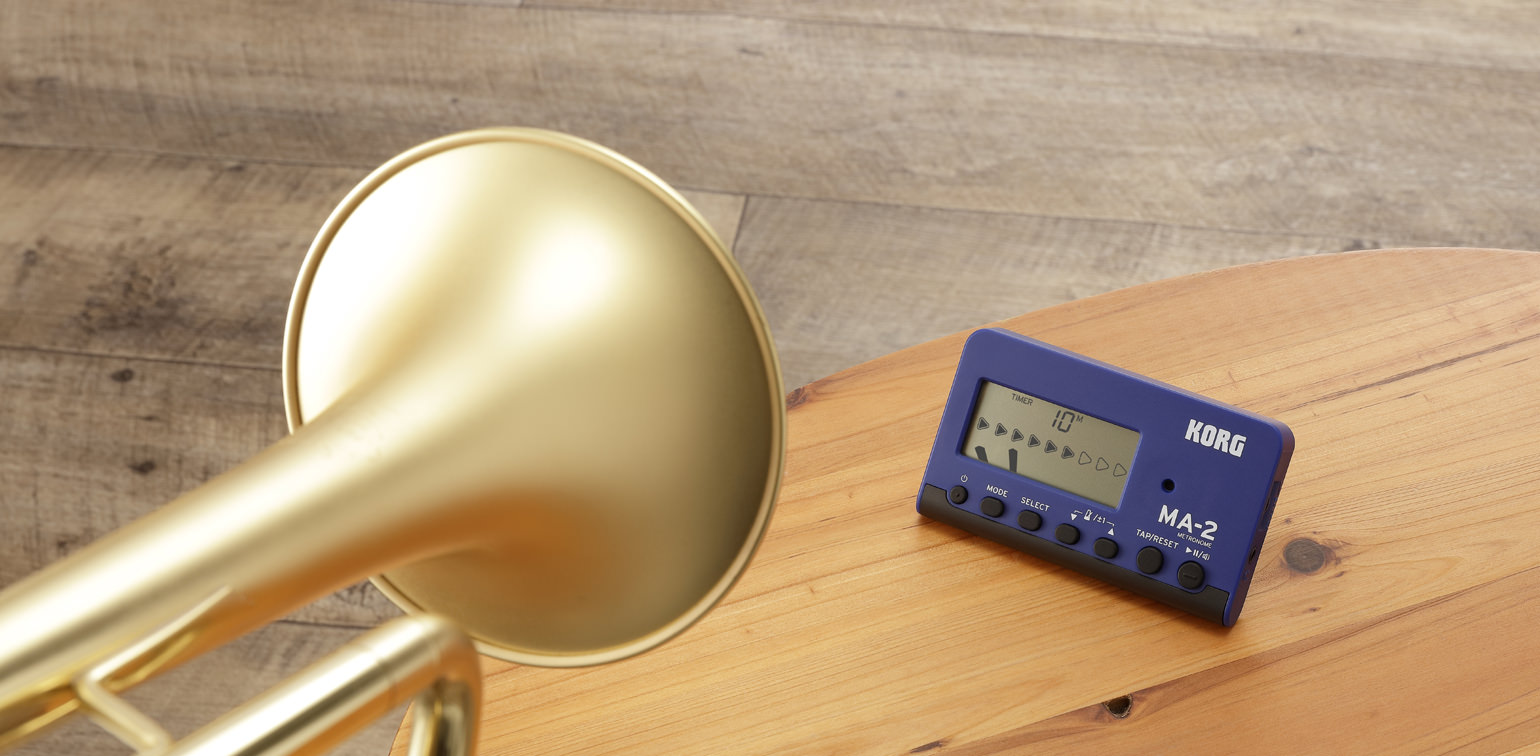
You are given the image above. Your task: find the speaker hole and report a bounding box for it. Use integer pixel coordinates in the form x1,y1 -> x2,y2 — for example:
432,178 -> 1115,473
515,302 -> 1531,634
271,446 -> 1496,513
1161,479 -> 1176,492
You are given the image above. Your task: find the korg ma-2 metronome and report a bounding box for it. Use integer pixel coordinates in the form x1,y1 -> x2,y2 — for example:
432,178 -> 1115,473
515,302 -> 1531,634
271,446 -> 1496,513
916,329 -> 1294,625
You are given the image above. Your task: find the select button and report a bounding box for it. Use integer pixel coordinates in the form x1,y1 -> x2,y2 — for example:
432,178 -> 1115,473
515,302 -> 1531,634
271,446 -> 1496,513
1017,510 -> 1043,531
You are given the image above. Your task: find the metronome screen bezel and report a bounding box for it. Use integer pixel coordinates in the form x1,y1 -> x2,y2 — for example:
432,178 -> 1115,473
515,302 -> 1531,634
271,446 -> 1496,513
958,380 -> 1141,510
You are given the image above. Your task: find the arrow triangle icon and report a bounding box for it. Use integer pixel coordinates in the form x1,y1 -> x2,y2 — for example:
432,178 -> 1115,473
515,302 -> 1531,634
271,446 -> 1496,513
1028,435 -> 1041,448
1113,463 -> 1127,477
995,423 -> 1008,437
1044,440 -> 1057,454
977,417 -> 989,431
1011,429 -> 1024,442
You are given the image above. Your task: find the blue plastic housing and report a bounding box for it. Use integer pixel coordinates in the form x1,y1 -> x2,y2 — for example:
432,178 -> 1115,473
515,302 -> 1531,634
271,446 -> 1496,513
916,328 -> 1294,625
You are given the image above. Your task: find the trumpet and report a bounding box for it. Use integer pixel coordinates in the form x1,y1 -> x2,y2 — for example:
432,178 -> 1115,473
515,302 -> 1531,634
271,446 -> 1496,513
0,129 -> 785,755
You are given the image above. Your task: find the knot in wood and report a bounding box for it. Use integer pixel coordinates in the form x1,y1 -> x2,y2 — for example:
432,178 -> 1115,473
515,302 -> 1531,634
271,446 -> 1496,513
1284,538 -> 1330,574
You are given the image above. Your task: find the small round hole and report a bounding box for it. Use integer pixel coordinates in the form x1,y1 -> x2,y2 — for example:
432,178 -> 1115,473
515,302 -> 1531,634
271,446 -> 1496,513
1161,479 -> 1176,492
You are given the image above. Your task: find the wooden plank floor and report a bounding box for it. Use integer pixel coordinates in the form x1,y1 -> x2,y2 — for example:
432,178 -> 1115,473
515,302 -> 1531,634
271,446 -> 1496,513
1,3 -> 1538,754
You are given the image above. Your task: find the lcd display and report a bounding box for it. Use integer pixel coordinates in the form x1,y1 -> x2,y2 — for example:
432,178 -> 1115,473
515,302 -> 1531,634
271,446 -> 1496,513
961,380 -> 1139,509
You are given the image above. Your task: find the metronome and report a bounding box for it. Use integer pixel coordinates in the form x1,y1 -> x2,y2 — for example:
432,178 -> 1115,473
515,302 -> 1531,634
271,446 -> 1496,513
916,328 -> 1294,625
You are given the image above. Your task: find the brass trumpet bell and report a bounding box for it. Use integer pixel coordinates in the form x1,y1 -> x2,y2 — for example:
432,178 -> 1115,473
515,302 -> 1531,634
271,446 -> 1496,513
0,128 -> 785,751
286,129 -> 784,664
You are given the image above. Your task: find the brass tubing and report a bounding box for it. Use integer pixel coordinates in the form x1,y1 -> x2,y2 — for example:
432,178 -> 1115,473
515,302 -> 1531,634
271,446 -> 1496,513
156,614 -> 480,756
0,387 -> 498,743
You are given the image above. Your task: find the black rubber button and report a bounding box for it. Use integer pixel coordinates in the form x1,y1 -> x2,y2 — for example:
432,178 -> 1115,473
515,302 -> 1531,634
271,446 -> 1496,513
1093,537 -> 1118,559
948,485 -> 968,504
1177,561 -> 1206,590
1017,510 -> 1043,531
1136,546 -> 1163,574
980,496 -> 1005,517
1054,523 -> 1080,545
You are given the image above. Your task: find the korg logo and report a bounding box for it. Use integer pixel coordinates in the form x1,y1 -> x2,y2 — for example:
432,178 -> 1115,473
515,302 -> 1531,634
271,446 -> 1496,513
1185,420 -> 1246,457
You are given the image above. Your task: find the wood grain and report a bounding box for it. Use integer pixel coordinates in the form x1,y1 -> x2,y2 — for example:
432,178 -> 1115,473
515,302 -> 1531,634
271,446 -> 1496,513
734,197 -> 1375,388
0,147 -> 343,366
536,0 -> 1540,71
0,145 -> 745,367
980,565 -> 1540,754
393,248 -> 1540,754
5,4 -> 1540,246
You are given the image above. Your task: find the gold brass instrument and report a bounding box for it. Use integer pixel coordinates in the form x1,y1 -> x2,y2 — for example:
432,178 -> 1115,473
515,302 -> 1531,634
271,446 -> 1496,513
0,129 -> 785,754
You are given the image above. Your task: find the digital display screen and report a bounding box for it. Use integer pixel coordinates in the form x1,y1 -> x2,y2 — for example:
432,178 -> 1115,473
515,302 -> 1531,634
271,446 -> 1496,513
961,381 -> 1139,509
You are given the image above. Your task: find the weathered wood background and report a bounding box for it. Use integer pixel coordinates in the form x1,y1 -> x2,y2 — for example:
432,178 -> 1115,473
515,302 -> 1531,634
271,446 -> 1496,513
1,2 -> 1537,754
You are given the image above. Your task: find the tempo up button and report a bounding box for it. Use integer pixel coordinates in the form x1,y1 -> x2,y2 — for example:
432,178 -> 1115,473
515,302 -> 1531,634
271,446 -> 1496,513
1093,538 -> 1118,559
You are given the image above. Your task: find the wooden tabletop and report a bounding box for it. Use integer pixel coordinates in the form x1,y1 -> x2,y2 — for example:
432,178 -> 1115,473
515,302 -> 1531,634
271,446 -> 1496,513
393,247 -> 1540,754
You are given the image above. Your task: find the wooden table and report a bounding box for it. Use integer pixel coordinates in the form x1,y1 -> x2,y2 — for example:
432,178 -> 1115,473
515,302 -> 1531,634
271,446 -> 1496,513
413,247 -> 1530,753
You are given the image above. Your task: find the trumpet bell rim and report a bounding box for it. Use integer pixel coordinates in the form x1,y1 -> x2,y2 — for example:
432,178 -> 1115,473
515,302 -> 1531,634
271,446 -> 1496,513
280,128 -> 785,667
